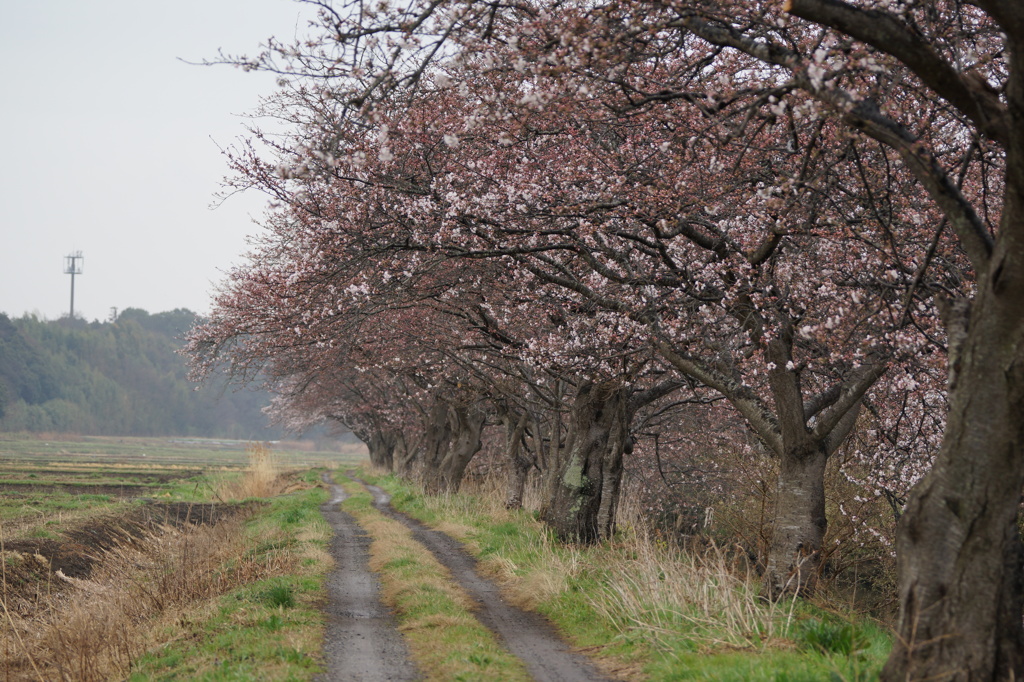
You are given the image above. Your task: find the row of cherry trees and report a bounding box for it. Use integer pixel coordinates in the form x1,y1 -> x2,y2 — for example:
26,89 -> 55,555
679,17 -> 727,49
189,1 -> 1023,678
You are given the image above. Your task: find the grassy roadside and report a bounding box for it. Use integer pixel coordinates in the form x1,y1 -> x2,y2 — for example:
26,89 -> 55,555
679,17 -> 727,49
2,462 -> 334,681
360,469 -> 891,681
338,477 -> 532,682
126,472 -> 333,681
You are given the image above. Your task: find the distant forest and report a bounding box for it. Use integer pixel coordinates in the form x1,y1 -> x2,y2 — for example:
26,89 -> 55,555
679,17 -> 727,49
0,308 -> 286,439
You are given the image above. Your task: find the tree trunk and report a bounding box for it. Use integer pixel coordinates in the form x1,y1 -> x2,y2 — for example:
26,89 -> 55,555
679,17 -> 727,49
393,431 -> 417,477
656,338 -> 873,599
418,399 -> 453,490
764,443 -> 829,597
596,433 -> 625,540
882,280 -> 1024,680
366,429 -> 396,471
541,382 -> 629,543
505,455 -> 531,510
443,404 -> 486,492
421,403 -> 485,495
353,426 -> 395,471
503,411 -> 532,510
528,410 -> 551,475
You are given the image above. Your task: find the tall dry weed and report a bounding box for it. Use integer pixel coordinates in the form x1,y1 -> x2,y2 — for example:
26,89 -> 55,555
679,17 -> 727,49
218,441 -> 285,500
589,480 -> 797,652
589,532 -> 791,651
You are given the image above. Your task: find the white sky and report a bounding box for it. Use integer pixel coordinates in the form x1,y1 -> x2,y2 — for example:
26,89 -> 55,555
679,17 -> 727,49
0,0 -> 316,322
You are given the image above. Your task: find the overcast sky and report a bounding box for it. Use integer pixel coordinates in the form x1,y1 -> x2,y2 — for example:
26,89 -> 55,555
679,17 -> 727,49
0,0 -> 316,322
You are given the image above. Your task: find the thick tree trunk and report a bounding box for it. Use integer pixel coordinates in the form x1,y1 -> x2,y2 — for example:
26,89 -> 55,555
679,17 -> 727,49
882,282 -> 1024,680
418,399 -> 453,490
596,434 -> 625,540
443,405 -> 486,491
764,443 -> 829,597
366,429 -> 396,471
541,382 -> 629,543
393,431 -> 417,477
421,403 -> 485,495
353,426 -> 395,471
503,411 -> 532,510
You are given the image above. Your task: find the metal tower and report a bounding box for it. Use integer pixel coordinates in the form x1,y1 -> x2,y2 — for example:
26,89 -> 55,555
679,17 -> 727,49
64,251 -> 84,318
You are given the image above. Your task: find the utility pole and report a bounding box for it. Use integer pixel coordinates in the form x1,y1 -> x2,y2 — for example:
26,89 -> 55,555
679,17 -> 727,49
63,251 -> 83,319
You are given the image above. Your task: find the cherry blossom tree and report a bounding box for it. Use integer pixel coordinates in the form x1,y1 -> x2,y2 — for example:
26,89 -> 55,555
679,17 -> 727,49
508,6 -> 1017,669
207,3 -> 961,593
280,61 -> 957,594
191,138 -> 682,522
201,0 -> 1024,674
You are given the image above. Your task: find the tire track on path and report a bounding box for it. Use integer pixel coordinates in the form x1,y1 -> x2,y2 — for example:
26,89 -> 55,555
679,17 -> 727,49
317,472 -> 419,682
347,473 -> 613,682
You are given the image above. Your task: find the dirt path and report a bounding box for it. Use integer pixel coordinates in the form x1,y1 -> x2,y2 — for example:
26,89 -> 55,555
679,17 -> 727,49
349,474 -> 613,682
317,473 -> 419,682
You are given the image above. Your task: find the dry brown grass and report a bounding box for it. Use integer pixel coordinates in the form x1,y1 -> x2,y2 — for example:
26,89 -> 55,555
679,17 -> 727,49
0,507 -> 287,681
217,442 -> 288,500
578,480 -> 795,650
498,543 -> 588,613
589,534 -> 792,651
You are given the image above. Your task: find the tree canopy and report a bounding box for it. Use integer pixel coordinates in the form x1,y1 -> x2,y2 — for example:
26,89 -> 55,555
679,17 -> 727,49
190,1 -> 1024,678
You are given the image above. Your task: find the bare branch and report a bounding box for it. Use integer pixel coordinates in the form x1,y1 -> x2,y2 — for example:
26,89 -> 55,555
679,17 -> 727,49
653,338 -> 783,455
785,0 -> 1010,146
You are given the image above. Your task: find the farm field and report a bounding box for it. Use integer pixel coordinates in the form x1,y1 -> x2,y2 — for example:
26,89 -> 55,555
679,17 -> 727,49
0,432 -> 365,541
0,431 -> 365,468
0,432 -> 366,680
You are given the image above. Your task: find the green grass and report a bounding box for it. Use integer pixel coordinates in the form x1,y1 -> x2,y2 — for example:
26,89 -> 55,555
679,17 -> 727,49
361,469 -> 892,681
260,581 -> 298,608
126,485 -> 333,681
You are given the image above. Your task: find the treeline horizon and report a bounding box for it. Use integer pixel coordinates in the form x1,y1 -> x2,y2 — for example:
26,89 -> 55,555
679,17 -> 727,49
0,307 -> 288,439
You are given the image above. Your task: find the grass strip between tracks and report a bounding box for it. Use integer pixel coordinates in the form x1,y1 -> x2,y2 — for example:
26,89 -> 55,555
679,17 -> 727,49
338,478 -> 531,682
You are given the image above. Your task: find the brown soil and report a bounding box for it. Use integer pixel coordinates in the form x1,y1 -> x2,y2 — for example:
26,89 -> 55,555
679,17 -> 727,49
0,482 -> 153,497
